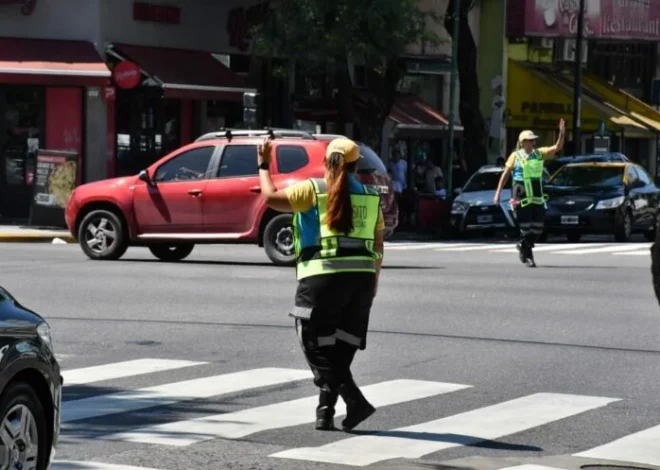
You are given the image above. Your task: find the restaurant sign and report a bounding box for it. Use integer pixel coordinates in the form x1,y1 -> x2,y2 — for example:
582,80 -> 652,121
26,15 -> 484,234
507,0 -> 660,40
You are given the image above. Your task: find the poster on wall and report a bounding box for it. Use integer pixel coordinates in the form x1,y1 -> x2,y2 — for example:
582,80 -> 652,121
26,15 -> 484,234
29,150 -> 78,228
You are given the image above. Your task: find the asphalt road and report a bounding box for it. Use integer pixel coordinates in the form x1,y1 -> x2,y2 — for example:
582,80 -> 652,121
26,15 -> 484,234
1,238 -> 659,470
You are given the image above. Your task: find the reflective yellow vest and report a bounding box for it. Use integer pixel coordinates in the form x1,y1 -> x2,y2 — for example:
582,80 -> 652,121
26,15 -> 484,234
294,178 -> 382,280
514,149 -> 549,207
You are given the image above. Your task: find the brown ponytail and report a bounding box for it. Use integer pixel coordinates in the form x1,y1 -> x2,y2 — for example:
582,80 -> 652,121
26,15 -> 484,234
325,152 -> 357,233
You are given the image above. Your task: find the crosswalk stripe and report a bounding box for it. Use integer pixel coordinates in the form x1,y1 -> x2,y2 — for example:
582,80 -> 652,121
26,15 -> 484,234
270,392 -> 619,466
385,243 -> 452,250
62,359 -> 207,386
495,243 -> 606,253
496,466 -> 567,470
555,244 -> 651,255
62,367 -> 310,423
574,423 -> 660,465
100,379 -> 471,446
614,251 -> 650,256
434,244 -> 512,252
52,462 -> 163,470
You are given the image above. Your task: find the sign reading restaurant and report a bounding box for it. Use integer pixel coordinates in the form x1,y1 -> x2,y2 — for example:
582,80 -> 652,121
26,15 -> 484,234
507,0 -> 660,40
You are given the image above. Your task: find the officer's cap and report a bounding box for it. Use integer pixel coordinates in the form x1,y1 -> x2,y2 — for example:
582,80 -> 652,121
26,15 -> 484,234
518,130 -> 539,142
326,138 -> 361,163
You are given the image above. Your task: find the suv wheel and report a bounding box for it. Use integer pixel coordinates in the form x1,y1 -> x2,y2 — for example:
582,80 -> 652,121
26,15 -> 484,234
78,209 -> 128,260
0,382 -> 49,470
264,214 -> 296,266
148,243 -> 195,262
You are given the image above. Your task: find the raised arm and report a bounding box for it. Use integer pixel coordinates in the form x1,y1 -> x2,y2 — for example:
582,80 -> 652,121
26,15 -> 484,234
542,118 -> 566,158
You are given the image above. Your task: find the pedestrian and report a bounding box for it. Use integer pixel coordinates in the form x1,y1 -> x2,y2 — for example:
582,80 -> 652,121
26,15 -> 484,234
256,135 -> 385,432
493,118 -> 565,267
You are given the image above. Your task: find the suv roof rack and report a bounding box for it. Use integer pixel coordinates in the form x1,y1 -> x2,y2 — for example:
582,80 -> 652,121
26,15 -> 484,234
195,128 -> 316,142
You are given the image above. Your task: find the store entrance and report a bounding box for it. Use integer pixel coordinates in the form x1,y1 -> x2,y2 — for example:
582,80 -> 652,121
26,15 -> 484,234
0,86 -> 44,222
115,88 -> 181,177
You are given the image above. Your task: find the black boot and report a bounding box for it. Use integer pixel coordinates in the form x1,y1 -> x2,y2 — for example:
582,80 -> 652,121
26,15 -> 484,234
338,379 -> 376,431
525,241 -> 536,267
517,242 -> 527,264
316,388 -> 339,431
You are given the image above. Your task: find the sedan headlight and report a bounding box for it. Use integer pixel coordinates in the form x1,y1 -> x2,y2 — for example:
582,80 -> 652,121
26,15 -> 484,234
451,201 -> 469,214
595,196 -> 624,210
37,322 -> 53,352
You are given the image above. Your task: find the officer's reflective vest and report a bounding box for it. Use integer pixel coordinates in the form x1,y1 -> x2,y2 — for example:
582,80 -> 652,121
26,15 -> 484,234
294,178 -> 382,280
513,149 -> 549,207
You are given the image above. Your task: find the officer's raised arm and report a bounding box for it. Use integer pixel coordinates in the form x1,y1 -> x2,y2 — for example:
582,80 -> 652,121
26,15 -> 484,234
257,137 -> 293,212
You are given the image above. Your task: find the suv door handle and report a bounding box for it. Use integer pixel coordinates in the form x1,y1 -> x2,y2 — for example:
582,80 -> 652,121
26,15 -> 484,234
188,189 -> 203,197
250,186 -> 261,193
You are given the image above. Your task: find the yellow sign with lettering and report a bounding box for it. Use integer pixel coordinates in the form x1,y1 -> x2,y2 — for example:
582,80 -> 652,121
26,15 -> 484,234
505,60 -> 613,132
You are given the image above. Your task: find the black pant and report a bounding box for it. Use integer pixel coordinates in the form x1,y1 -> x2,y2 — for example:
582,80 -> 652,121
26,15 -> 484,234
515,203 -> 545,246
290,272 -> 376,392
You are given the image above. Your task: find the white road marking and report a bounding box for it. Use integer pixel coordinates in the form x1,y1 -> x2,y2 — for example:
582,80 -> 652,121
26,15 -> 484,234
434,244 -> 514,252
574,423 -> 660,465
62,368 -> 310,423
270,392 -> 619,466
62,359 -> 207,386
613,251 -> 650,256
52,462 -> 163,470
101,379 -> 471,446
385,243 -> 460,250
494,243 -> 606,253
555,244 -> 651,255
495,466 -> 567,470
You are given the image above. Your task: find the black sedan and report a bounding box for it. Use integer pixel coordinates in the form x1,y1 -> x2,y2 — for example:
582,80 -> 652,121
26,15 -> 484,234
544,162 -> 659,242
0,286 -> 61,470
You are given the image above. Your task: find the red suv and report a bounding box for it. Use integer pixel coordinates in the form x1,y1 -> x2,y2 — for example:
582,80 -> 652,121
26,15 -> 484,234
65,129 -> 398,265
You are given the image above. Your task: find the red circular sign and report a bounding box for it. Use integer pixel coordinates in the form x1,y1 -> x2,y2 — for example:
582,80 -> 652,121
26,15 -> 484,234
113,61 -> 141,89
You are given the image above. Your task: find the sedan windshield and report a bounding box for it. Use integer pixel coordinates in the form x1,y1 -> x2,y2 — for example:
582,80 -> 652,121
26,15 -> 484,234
463,171 -> 502,192
549,166 -> 624,187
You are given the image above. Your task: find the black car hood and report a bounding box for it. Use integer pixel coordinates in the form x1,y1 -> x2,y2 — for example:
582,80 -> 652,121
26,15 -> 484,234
0,288 -> 44,331
545,185 -> 623,199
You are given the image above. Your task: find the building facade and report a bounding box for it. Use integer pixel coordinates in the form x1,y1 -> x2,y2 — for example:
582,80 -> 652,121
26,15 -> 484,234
504,0 -> 660,176
0,0 -> 278,222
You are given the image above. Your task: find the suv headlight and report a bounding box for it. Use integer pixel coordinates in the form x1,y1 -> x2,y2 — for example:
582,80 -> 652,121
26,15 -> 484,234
451,201 -> 469,214
595,196 -> 624,210
37,322 -> 53,352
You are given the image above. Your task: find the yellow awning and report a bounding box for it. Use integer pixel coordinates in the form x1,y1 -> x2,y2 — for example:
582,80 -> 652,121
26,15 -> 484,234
582,74 -> 660,133
506,60 -> 654,138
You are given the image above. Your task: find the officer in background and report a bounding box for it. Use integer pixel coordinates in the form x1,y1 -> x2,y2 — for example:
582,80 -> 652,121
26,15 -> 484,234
256,136 -> 385,432
494,118 -> 565,267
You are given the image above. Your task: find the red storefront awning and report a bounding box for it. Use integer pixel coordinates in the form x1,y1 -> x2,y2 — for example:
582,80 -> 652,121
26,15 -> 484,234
0,37 -> 110,86
109,43 -> 256,101
388,93 -> 463,131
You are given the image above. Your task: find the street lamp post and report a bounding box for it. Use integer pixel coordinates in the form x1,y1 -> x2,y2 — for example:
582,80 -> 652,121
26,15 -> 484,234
446,0 -> 460,197
572,0 -> 586,154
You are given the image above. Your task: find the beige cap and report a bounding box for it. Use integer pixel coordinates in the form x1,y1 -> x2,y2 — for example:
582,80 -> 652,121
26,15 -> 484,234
518,130 -> 539,142
326,138 -> 361,163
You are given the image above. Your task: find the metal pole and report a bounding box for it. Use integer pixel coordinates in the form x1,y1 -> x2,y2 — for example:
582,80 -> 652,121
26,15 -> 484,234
572,0 -> 585,154
446,0 -> 460,197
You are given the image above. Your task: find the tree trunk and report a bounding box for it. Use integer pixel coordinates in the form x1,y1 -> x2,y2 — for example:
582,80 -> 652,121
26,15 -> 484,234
353,60 -> 401,155
445,0 -> 488,173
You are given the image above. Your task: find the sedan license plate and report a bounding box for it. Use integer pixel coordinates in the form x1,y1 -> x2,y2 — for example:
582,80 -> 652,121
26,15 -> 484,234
477,215 -> 493,224
561,215 -> 579,225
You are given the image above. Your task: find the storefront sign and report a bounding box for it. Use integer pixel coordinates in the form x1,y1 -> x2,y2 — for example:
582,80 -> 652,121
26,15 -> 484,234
227,2 -> 270,52
0,0 -> 37,15
113,61 -> 141,89
103,86 -> 116,101
29,150 -> 78,227
507,0 -> 660,40
133,2 -> 181,24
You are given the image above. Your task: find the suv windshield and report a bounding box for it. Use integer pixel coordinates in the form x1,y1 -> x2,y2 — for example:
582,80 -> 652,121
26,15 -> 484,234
357,144 -> 387,174
549,166 -> 624,187
463,171 -> 503,192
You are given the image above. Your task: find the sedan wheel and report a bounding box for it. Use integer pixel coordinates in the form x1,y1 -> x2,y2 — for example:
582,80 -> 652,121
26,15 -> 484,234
0,383 -> 48,470
614,211 -> 632,242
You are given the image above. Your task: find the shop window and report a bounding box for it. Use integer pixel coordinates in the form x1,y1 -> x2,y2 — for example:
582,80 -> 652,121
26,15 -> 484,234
276,145 -> 309,173
217,145 -> 258,178
154,146 -> 215,182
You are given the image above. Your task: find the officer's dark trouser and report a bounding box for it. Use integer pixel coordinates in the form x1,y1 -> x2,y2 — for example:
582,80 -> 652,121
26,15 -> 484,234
512,183 -> 545,251
290,272 -> 376,392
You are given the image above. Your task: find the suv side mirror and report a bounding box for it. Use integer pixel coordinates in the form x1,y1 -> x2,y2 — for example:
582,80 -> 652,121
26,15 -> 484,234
138,170 -> 153,186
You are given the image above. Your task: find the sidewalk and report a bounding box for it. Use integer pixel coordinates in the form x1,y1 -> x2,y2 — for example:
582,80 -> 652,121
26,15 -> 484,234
0,225 -> 75,243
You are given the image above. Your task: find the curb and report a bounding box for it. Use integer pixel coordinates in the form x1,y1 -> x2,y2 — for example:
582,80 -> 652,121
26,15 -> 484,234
0,234 -> 76,243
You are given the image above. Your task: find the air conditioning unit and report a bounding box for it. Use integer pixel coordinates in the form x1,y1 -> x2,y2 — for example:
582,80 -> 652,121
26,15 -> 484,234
560,39 -> 588,63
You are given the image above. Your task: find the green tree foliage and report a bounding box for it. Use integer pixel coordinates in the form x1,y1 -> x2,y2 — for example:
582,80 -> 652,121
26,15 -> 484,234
252,0 -> 440,151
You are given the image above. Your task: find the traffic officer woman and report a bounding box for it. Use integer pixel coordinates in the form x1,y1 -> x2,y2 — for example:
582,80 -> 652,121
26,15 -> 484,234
257,136 -> 385,432
494,118 -> 565,267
